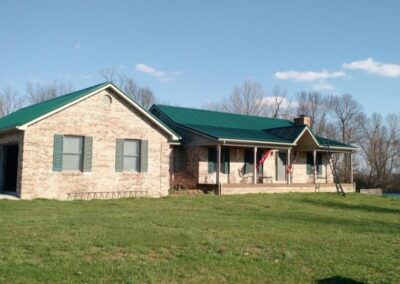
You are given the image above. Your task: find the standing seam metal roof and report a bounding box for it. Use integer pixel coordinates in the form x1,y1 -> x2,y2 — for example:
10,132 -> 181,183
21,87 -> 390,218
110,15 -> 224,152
0,82 -> 109,130
151,104 -> 356,149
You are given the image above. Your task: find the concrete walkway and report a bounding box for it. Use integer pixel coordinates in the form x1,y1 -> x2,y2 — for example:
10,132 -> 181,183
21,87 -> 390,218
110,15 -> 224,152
0,193 -> 20,200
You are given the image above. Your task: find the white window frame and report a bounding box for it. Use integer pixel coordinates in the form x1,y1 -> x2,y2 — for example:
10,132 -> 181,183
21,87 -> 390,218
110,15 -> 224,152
122,139 -> 141,172
62,136 -> 83,171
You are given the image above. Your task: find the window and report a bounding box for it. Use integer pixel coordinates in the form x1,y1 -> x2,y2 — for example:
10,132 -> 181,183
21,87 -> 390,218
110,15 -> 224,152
208,148 -> 217,173
244,149 -> 254,174
115,139 -> 148,173
173,147 -> 185,172
221,148 -> 230,174
208,148 -> 230,174
306,152 -> 323,175
62,136 -> 83,171
123,139 -> 140,171
306,152 -> 313,175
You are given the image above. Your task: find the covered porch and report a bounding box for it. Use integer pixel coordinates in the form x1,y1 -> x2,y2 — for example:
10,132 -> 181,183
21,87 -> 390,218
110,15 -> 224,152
198,127 -> 356,194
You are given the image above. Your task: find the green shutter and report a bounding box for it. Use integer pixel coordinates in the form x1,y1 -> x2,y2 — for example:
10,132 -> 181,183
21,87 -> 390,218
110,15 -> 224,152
223,148 -> 230,174
83,136 -> 93,172
316,153 -> 323,175
208,148 -> 216,173
306,152 -> 313,175
140,140 -> 148,172
115,139 -> 124,172
53,134 -> 64,171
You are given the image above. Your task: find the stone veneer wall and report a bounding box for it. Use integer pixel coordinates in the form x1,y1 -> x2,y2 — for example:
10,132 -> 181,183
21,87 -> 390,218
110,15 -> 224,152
19,89 -> 172,200
290,152 -> 334,184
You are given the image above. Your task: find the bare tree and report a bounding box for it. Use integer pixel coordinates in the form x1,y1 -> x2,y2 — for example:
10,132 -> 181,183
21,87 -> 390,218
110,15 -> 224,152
205,80 -> 266,116
26,81 -> 73,105
330,94 -> 363,145
0,87 -> 25,116
118,76 -> 156,109
358,113 -> 400,190
99,67 -> 118,83
270,87 -> 286,118
295,91 -> 331,136
329,94 -> 364,182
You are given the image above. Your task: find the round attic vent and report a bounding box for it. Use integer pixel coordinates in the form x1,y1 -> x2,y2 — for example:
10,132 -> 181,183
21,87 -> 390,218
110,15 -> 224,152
103,94 -> 112,106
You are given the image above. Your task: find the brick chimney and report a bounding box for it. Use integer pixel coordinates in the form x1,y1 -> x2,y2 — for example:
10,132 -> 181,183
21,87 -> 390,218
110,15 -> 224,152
294,115 -> 312,128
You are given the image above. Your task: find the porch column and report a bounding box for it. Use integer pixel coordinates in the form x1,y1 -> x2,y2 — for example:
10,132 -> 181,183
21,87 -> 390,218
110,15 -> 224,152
349,152 -> 354,184
313,149 -> 317,184
216,144 -> 221,186
325,152 -> 328,184
253,146 -> 257,184
287,148 -> 291,184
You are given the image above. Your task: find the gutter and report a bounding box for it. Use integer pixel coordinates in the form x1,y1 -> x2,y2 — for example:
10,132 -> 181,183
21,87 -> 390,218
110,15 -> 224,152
219,138 -> 295,146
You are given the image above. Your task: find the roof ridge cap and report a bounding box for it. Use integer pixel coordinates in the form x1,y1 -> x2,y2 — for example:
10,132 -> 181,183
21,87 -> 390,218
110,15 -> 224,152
155,104 -> 294,123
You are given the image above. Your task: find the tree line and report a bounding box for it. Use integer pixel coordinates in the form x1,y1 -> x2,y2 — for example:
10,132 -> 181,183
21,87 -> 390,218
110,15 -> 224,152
204,80 -> 400,192
0,68 -> 156,117
0,77 -> 398,192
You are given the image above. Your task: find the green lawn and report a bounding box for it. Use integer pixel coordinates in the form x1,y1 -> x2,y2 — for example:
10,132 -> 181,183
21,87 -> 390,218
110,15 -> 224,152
0,193 -> 399,283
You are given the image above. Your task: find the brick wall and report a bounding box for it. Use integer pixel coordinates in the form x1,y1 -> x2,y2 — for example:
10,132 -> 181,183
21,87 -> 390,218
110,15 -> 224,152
19,89 -> 172,200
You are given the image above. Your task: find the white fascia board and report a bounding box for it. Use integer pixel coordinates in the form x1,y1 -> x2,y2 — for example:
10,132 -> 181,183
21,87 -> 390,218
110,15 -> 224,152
219,138 -> 295,147
287,126 -> 356,152
292,127 -> 321,147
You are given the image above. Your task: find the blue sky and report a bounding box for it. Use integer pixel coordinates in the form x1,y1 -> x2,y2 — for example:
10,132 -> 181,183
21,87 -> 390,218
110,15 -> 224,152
1,0 -> 399,114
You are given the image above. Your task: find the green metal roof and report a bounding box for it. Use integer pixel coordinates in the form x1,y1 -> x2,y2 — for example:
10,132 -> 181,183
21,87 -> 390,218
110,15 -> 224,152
265,125 -> 306,142
183,124 -> 291,143
0,83 -> 181,142
151,104 -> 356,149
152,105 -> 294,130
317,136 -> 355,149
0,82 -> 109,130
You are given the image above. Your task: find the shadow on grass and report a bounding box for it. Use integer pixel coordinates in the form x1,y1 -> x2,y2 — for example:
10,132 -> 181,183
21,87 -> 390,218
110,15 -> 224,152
266,211 -> 400,234
299,198 -> 400,215
317,276 -> 364,284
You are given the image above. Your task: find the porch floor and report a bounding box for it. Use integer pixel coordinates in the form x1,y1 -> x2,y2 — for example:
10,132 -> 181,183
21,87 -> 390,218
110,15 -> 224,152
222,183 -> 353,188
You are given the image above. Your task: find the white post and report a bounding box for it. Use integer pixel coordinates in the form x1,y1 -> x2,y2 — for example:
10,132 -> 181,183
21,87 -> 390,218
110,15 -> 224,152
253,146 -> 257,184
325,152 -> 328,184
313,149 -> 317,184
287,148 -> 291,184
350,152 -> 354,184
216,144 -> 221,186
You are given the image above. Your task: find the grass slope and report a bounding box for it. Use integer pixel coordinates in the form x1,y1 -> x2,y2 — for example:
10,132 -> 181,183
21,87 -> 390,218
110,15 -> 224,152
0,193 -> 399,283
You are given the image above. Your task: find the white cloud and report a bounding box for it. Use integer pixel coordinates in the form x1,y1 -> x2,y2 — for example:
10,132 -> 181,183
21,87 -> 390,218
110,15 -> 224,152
312,81 -> 335,91
74,42 -> 81,49
258,96 -> 294,108
275,70 -> 346,82
135,63 -> 177,82
343,58 -> 400,77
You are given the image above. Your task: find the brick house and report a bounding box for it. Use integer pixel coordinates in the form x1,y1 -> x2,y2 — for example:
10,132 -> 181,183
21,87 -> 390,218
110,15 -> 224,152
0,83 -> 180,199
150,105 -> 357,195
0,83 -> 356,200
